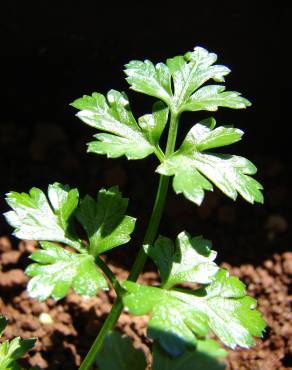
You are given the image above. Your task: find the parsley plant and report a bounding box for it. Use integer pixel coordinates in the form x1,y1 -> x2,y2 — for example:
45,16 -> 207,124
4,46 -> 266,369
0,316 -> 36,369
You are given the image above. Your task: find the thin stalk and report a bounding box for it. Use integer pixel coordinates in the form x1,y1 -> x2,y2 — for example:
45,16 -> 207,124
128,174 -> 169,282
165,111 -> 180,156
78,111 -> 180,370
79,298 -> 124,370
154,146 -> 165,162
95,256 -> 125,298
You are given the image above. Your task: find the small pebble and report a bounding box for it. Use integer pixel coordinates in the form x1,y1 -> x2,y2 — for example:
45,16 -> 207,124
39,312 -> 54,325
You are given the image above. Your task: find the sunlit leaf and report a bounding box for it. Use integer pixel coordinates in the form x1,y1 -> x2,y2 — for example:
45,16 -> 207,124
125,60 -> 172,104
145,231 -> 218,289
157,118 -> 263,205
71,90 -> 159,160
123,269 -> 266,356
26,241 -> 107,301
4,183 -> 81,251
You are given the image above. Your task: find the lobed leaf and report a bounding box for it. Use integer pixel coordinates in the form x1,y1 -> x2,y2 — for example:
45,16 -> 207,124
138,101 -> 169,148
26,241 -> 107,301
95,331 -> 147,370
183,85 -> 251,112
152,339 -> 227,370
0,316 -> 36,370
76,186 -> 136,256
145,231 -> 218,289
71,90 -> 164,160
124,60 -> 172,104
125,47 -> 250,115
123,268 -> 266,356
5,183 -> 136,301
157,118 -> 263,205
4,183 -> 81,251
167,46 -> 248,112
48,183 -> 79,231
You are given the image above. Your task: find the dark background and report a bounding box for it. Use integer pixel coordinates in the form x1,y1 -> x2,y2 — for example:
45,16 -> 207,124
0,3 -> 291,265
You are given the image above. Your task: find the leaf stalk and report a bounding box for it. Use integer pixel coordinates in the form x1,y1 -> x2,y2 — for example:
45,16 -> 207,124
78,110 -> 180,370
94,256 -> 125,297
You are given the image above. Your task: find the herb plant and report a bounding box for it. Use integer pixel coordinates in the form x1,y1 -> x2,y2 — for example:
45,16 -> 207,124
4,46 -> 266,369
0,316 -> 36,369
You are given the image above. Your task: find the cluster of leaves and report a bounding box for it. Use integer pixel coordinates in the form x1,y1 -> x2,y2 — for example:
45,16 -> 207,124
4,46 -> 266,369
71,46 -> 263,206
122,232 -> 265,361
0,316 -> 35,370
4,184 -> 135,301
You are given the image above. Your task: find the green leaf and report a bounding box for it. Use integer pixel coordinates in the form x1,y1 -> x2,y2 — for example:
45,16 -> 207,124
167,46 -> 232,111
125,47 -> 250,115
0,317 -> 36,370
96,331 -> 147,370
4,183 -> 82,251
138,101 -> 169,147
0,316 -> 8,337
4,184 -> 136,301
157,118 -> 263,205
152,339 -> 227,370
145,231 -> 218,289
48,183 -> 79,231
76,187 -> 136,257
124,60 -> 172,104
26,241 -> 107,301
183,85 -> 251,112
71,89 -> 157,160
123,269 -> 266,356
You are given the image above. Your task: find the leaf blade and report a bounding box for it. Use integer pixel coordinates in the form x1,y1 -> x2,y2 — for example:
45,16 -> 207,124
138,101 -> 169,147
26,242 -> 107,301
76,187 -> 136,256
4,183 -> 81,251
166,47 -> 231,111
183,85 -> 251,112
124,60 -> 172,104
95,331 -> 147,370
71,90 -> 155,160
157,119 -> 263,205
123,268 -> 266,356
145,231 -> 218,289
152,339 -> 227,370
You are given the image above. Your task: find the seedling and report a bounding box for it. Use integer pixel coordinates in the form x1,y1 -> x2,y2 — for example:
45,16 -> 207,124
4,46 -> 266,369
0,316 -> 36,369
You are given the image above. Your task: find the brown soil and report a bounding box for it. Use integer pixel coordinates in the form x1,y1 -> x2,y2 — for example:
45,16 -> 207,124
0,236 -> 291,370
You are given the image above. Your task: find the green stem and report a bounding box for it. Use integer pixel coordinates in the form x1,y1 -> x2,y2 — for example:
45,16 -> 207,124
95,256 -> 125,297
79,298 -> 124,370
165,111 -> 180,157
78,111 -> 180,370
128,174 -> 169,282
154,146 -> 165,162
